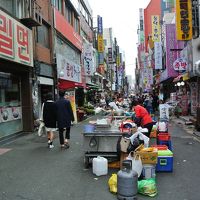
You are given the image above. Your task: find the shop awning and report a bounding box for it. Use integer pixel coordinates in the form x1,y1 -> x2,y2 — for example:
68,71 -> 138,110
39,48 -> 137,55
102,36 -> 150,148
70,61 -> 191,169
58,79 -> 86,90
173,75 -> 182,82
86,83 -> 100,89
173,73 -> 189,82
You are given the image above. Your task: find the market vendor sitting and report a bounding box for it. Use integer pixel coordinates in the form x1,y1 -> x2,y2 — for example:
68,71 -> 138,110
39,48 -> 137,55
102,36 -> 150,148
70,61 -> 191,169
131,100 -> 154,138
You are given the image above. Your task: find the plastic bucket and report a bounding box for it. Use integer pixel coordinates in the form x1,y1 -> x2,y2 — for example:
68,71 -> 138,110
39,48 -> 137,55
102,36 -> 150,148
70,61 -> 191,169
83,125 -> 95,133
142,164 -> 156,179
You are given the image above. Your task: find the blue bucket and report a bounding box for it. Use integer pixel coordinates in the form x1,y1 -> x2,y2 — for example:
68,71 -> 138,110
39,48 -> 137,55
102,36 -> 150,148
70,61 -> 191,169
84,125 -> 95,133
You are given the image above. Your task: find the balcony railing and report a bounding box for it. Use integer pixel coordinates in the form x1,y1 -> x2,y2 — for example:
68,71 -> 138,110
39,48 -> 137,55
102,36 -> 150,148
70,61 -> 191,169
21,0 -> 42,27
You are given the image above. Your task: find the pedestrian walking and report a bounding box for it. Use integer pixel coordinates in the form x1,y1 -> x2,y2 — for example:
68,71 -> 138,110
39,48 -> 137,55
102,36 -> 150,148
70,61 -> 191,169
131,100 -> 154,138
42,92 -> 57,149
56,90 -> 74,149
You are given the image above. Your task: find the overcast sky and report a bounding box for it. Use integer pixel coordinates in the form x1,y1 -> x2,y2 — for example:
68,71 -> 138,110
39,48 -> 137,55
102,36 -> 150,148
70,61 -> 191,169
87,0 -> 150,79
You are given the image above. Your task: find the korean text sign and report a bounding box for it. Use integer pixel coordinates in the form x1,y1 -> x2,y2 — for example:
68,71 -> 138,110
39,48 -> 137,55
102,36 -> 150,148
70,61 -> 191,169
56,53 -> 81,83
0,10 -> 33,66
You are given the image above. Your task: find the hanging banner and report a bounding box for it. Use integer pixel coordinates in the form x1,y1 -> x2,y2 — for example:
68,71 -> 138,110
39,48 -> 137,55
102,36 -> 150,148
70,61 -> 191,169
152,15 -> 160,42
154,42 -> 162,69
176,0 -> 192,40
83,43 -> 94,76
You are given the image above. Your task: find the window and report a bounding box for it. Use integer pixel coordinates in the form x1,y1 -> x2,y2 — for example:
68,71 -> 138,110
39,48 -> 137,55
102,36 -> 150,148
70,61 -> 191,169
74,16 -> 79,33
36,23 -> 50,48
65,5 -> 73,25
0,0 -> 14,15
55,0 -> 63,13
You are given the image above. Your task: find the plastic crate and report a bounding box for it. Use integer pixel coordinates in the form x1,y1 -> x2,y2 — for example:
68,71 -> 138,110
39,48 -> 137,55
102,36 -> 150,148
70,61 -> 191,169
157,140 -> 172,151
151,145 -> 168,150
156,156 -> 173,172
157,133 -> 171,141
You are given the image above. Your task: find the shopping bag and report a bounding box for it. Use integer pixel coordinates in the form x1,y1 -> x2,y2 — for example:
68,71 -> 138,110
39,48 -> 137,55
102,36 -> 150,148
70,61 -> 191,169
138,178 -> 157,197
108,173 -> 117,194
127,152 -> 143,177
120,137 -> 130,152
37,121 -> 46,136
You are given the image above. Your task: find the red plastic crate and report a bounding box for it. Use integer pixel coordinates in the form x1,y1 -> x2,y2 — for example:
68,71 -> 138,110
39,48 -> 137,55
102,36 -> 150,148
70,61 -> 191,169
157,133 -> 171,141
151,145 -> 168,150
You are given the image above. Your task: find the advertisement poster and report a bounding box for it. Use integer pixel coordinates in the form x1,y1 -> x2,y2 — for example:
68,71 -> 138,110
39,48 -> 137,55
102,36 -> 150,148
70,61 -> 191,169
67,90 -> 77,124
0,107 -> 22,123
0,107 -> 13,123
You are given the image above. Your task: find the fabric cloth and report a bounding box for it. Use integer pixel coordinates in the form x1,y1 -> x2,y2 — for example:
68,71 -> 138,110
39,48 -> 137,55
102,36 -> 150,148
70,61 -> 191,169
133,105 -> 153,126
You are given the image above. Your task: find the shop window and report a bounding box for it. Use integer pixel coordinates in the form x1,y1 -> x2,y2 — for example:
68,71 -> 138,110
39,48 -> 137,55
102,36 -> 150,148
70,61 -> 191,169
36,23 -> 50,48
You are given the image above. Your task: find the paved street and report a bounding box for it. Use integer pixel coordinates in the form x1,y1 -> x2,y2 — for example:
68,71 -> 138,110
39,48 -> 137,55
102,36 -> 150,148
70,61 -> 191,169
0,116 -> 200,200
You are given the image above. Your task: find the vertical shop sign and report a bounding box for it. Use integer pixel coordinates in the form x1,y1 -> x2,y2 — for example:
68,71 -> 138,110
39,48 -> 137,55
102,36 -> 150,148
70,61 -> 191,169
166,24 -> 184,77
176,0 -> 192,40
83,43 -> 94,76
154,42 -> 162,69
108,48 -> 113,63
152,15 -> 160,42
97,35 -> 104,52
97,15 -> 103,34
0,10 -> 33,66
190,82 -> 197,115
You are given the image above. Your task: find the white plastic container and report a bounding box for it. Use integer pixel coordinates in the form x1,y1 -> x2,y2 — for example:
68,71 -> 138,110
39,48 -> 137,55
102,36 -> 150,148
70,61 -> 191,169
92,156 -> 108,176
142,164 -> 156,179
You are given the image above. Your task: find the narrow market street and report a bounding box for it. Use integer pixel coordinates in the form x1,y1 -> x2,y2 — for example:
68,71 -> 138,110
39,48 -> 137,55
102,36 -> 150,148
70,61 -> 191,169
0,116 -> 200,200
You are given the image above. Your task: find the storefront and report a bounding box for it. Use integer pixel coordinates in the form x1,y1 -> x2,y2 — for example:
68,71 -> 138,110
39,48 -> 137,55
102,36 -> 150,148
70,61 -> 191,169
0,10 -> 34,139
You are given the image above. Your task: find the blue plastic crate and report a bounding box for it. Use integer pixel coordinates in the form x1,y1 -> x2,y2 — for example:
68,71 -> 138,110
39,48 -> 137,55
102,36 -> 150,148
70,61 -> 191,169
157,140 -> 172,151
156,156 -> 173,172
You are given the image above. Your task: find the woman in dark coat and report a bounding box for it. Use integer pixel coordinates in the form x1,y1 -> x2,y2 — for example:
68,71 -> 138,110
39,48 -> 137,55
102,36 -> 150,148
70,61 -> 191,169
56,90 -> 74,149
43,93 -> 57,149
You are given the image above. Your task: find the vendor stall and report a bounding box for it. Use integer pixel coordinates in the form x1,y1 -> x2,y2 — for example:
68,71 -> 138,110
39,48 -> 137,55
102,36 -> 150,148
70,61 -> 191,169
82,127 -> 121,168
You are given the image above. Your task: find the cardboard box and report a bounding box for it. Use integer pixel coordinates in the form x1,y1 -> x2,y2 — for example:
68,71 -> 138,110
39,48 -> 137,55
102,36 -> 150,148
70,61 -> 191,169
135,151 -> 158,164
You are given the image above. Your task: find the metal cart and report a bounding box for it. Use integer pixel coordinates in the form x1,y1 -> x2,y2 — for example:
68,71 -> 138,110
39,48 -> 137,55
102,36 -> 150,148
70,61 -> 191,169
82,127 -> 122,168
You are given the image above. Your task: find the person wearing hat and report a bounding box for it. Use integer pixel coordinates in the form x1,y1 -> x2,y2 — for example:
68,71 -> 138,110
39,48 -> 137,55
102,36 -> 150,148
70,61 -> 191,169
131,100 -> 154,138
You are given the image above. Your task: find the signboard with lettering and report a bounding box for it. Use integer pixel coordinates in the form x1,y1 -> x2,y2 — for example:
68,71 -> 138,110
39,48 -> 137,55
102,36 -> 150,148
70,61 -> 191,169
176,0 -> 192,40
57,53 -> 81,83
83,43 -> 94,76
173,57 -> 187,72
152,15 -> 160,42
0,10 -> 33,66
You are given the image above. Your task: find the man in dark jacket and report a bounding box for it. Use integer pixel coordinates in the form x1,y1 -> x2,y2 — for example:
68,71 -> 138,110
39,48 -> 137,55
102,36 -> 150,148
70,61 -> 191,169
56,90 -> 74,149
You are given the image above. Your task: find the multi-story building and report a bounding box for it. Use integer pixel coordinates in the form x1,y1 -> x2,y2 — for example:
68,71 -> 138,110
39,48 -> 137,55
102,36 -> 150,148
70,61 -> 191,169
0,0 -> 42,138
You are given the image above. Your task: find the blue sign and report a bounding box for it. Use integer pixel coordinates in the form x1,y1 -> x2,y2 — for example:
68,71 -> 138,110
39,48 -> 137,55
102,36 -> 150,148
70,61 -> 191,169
97,15 -> 103,34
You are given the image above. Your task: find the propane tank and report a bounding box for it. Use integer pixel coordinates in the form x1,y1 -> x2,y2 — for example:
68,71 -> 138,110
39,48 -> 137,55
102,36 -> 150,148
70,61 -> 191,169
117,160 -> 138,200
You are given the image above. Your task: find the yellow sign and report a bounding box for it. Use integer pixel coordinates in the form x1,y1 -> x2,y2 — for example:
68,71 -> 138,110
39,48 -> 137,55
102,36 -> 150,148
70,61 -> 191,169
152,15 -> 160,42
97,34 -> 104,52
176,0 -> 192,40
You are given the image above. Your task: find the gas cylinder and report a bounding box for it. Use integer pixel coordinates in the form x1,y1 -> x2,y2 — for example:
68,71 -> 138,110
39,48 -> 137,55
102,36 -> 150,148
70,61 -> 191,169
117,160 -> 138,200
